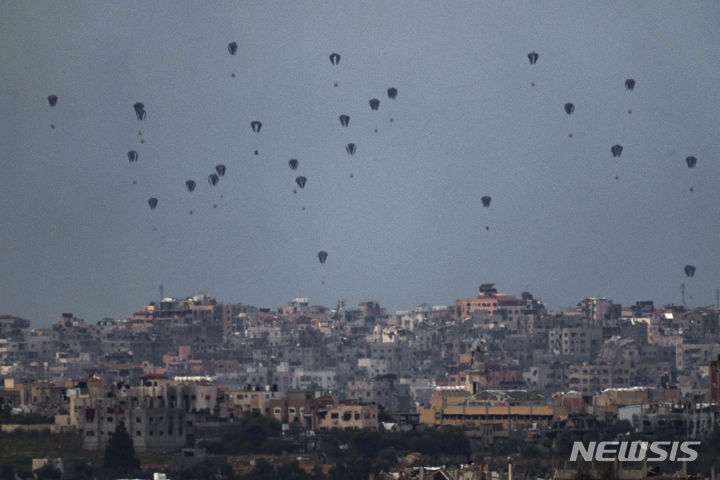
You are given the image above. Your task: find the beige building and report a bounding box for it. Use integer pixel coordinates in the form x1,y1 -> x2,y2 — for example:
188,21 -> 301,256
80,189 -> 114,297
315,402 -> 378,430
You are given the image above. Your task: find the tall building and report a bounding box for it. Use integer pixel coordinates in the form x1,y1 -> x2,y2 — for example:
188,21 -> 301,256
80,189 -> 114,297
710,355 -> 720,405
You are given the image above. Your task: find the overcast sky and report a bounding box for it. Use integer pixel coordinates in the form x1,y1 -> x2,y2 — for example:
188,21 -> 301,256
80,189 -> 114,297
2,1 -> 719,326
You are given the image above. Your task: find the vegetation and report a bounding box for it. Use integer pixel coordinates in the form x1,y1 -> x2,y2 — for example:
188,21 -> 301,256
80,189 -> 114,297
102,422 -> 140,475
200,413 -> 298,455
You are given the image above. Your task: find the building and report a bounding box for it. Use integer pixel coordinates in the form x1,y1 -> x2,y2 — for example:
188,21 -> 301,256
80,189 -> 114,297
710,355 -> 720,405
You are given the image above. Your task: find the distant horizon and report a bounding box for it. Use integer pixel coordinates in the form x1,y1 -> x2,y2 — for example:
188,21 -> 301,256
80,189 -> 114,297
5,284 -> 713,327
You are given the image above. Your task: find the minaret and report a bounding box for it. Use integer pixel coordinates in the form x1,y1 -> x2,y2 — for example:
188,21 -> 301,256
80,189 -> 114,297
464,339 -> 489,395
336,298 -> 346,323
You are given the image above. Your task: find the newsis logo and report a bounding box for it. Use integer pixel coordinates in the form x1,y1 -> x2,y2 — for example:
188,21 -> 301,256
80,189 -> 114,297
570,441 -> 701,462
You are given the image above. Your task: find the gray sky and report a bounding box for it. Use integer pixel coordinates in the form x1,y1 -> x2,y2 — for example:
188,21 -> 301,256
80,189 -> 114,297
2,1 -> 720,326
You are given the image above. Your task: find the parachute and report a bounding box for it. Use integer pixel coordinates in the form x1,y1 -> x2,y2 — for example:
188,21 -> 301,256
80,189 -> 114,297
133,102 -> 146,120
345,143 -> 356,155
215,164 -> 226,176
295,176 -> 307,189
625,79 -> 635,91
185,180 -> 196,192
127,151 -> 138,163
251,121 -> 262,133
527,51 -> 539,65
369,98 -> 380,111
339,114 -> 350,127
227,41 -> 238,55
611,144 -> 623,158
564,103 -> 575,115
288,159 -> 298,170
47,95 -> 58,107
387,87 -> 398,99
684,265 -> 696,278
148,197 -> 158,210
686,156 -> 697,168
329,53 -> 340,65
208,173 -> 219,186
481,196 -> 491,208
318,251 -> 328,264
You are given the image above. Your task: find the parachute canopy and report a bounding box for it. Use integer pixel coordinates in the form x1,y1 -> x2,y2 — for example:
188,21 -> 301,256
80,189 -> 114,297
564,103 -> 575,115
48,95 -> 58,107
215,164 -> 226,176
186,180 -> 196,192
208,173 -> 219,186
625,79 -> 635,91
481,196 -> 491,208
369,98 -> 380,111
339,114 -> 350,127
345,143 -> 356,155
527,51 -> 539,65
295,176 -> 307,189
251,121 -> 262,133
686,156 -> 697,168
148,197 -> 158,210
684,265 -> 696,278
329,53 -> 340,65
133,102 -> 146,120
288,159 -> 298,170
611,144 -> 623,158
228,41 -> 238,55
127,151 -> 138,163
387,87 -> 398,99
318,251 -> 328,264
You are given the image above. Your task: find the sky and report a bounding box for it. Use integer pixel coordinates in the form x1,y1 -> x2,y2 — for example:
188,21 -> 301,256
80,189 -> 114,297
1,1 -> 720,326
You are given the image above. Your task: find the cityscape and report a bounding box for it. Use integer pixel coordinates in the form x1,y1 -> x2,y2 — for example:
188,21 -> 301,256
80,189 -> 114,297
0,285 -> 719,478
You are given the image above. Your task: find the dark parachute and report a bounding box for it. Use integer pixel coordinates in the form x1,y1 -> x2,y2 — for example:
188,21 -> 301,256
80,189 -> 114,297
611,144 -> 623,158
684,265 -> 696,278
208,173 -> 219,186
625,79 -> 636,91
186,180 -> 196,192
251,121 -> 262,133
48,95 -> 58,107
288,159 -> 299,170
527,51 -> 539,65
215,164 -> 226,176
564,103 -> 575,115
127,151 -> 138,163
133,102 -> 146,120
686,156 -> 697,168
227,42 -> 238,55
318,251 -> 328,264
387,87 -> 398,99
369,98 -> 380,111
295,176 -> 307,189
329,53 -> 340,66
345,143 -> 356,155
339,114 -> 350,127
148,197 -> 158,210
481,196 -> 492,208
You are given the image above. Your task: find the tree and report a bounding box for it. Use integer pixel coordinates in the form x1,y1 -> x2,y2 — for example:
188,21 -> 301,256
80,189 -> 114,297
103,422 -> 140,474
35,464 -> 62,480
0,465 -> 14,480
